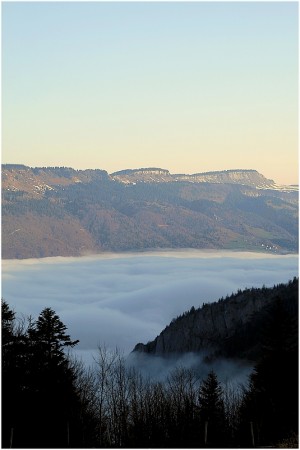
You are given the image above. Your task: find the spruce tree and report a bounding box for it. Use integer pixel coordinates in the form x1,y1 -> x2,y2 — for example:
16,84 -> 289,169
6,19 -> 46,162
239,296 -> 298,447
28,307 -> 79,364
2,301 -> 17,447
25,308 -> 81,447
2,303 -> 97,448
198,370 -> 227,447
2,301 -> 30,448
2,300 -> 15,347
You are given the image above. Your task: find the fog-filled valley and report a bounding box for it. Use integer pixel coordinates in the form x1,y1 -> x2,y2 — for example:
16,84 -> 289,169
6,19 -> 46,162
2,250 -> 298,362
3,252 -> 298,448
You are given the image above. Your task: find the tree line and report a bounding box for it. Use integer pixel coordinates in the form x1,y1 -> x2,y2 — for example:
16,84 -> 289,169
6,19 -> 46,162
2,292 -> 298,448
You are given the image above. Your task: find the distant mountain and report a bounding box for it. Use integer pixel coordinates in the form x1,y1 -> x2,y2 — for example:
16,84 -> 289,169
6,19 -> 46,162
133,278 -> 298,362
2,165 -> 298,258
111,167 -> 297,191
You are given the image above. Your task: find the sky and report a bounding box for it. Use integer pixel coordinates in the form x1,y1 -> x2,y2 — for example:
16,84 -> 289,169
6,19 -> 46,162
2,1 -> 299,185
2,250 -> 298,369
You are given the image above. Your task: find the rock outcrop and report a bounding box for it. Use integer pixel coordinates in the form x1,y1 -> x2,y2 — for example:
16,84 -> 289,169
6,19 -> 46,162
2,165 -> 298,258
133,279 -> 298,360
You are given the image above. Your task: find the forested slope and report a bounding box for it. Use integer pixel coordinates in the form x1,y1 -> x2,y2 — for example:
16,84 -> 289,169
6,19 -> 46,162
133,278 -> 298,362
2,279 -> 298,447
2,165 -> 298,258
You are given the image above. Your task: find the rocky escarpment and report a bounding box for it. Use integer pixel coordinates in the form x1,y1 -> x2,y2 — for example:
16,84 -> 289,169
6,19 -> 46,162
173,169 -> 275,188
2,165 -> 298,258
111,168 -> 298,191
133,279 -> 298,360
111,168 -> 269,187
111,168 -> 174,184
2,165 -> 110,198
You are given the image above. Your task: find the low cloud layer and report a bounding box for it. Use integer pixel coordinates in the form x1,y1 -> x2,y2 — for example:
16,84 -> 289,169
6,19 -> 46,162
2,250 -> 298,367
127,351 -> 253,386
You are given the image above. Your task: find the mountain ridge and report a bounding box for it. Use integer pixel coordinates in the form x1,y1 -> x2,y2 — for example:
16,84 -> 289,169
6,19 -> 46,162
3,164 -> 298,192
110,167 -> 296,191
2,165 -> 298,258
132,278 -> 298,362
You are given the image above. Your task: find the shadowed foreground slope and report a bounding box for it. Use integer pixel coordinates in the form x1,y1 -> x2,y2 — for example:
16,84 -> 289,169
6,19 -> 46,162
2,278 -> 298,448
133,278 -> 298,362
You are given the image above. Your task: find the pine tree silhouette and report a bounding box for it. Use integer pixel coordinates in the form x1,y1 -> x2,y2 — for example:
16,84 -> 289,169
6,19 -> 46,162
198,370 -> 227,447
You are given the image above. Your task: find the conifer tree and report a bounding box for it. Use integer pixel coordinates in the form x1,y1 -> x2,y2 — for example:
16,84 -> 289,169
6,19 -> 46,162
198,370 -> 227,447
2,302 -> 98,448
24,308 -> 81,447
2,301 -> 17,447
2,301 -> 29,448
2,300 -> 15,347
29,307 -> 79,364
240,297 -> 298,447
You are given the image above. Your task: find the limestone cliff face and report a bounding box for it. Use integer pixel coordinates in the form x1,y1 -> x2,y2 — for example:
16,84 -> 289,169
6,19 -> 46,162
111,168 -> 298,192
174,170 -> 275,188
111,168 -> 173,184
2,165 -> 298,258
133,280 -> 298,358
111,168 -> 275,188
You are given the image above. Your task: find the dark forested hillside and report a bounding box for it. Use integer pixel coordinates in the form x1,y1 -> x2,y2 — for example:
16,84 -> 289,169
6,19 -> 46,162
2,165 -> 298,258
133,278 -> 298,362
2,278 -> 298,448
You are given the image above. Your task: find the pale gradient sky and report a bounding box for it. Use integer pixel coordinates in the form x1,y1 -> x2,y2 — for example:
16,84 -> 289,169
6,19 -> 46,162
2,2 -> 298,184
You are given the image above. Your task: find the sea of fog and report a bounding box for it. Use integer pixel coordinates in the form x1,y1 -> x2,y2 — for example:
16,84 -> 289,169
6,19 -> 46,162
2,250 -> 298,377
